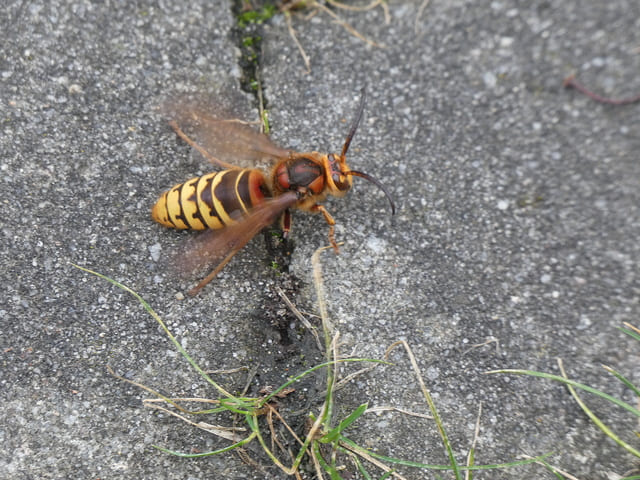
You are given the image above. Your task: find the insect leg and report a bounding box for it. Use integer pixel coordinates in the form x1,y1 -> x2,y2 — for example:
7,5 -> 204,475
312,204 -> 339,253
187,248 -> 239,296
280,209 -> 292,238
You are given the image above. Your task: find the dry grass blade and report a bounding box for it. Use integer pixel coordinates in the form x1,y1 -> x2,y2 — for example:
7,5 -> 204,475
107,365 -> 211,415
326,0 -> 389,19
280,0 -> 387,71
465,402 -> 482,480
266,404 -> 305,447
312,244 -> 342,334
240,364 -> 261,397
384,341 -> 431,408
415,0 -> 431,34
143,396 -> 220,405
205,366 -> 250,375
462,336 -> 500,355
330,363 -> 379,393
315,1 -> 385,48
364,405 -> 432,420
285,12 -> 311,74
624,322 -> 640,335
518,454 -> 581,480
276,286 -> 323,351
266,406 -> 286,457
384,340 -> 463,478
340,442 -> 410,480
143,400 -> 245,441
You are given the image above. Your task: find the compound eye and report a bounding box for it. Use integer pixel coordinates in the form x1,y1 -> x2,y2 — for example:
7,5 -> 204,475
328,155 -> 350,191
331,170 -> 350,190
274,163 -> 291,189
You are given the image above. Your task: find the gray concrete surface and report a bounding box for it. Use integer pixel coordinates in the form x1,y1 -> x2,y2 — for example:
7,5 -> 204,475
1,1 -> 639,479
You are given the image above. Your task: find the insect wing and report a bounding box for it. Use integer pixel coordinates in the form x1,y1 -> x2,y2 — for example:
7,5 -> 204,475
176,191 -> 299,292
165,102 -> 292,168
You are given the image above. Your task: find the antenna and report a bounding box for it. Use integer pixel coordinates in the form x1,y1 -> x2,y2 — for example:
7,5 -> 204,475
345,170 -> 396,215
340,87 -> 366,158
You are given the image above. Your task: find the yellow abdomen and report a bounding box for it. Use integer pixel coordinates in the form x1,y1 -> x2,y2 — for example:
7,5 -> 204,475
151,169 -> 267,230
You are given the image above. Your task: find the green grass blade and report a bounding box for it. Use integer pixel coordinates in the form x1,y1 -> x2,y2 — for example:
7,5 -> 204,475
536,456 -> 575,479
153,430 -> 256,457
563,376 -> 640,458
490,369 -> 640,418
313,442 -> 343,479
341,437 -> 553,471
351,454 -> 373,480
603,365 -> 640,398
467,446 -> 475,480
71,264 -> 238,400
258,358 -> 387,407
417,374 -> 461,478
321,403 -> 368,443
249,412 -> 305,474
619,325 -> 640,342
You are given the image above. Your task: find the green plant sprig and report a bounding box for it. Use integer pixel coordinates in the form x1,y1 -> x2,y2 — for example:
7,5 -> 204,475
74,256 -> 557,478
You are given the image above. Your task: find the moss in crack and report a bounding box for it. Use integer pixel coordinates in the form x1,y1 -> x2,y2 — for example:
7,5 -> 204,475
237,3 -> 277,28
262,228 -> 295,276
256,229 -> 308,349
231,1 -> 278,95
232,1 -> 298,275
232,2 -> 307,349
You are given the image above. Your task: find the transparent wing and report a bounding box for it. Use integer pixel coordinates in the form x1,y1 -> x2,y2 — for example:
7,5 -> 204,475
162,100 -> 292,169
175,191 -> 299,295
